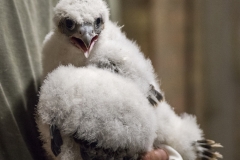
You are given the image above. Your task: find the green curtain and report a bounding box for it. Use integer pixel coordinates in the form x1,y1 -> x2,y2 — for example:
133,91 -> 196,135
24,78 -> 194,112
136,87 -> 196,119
0,0 -> 58,159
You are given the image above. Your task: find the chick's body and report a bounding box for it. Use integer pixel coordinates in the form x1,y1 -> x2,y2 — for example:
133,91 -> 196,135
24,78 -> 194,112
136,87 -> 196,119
37,66 -> 157,160
38,0 -> 223,160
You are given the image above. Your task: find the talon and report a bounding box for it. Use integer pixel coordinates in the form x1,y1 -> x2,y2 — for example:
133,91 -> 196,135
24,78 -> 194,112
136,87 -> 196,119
200,144 -> 211,150
213,152 -> 223,159
211,143 -> 223,148
203,150 -> 214,158
195,139 -> 223,160
197,139 -> 215,145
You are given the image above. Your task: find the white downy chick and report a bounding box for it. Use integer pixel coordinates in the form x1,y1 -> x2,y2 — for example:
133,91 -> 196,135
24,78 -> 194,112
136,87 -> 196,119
39,0 -> 223,159
37,65 -> 157,160
37,65 -> 223,160
42,0 -> 163,107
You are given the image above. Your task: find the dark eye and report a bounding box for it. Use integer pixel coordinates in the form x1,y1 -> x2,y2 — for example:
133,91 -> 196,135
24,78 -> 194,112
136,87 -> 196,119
95,18 -> 102,28
65,18 -> 75,30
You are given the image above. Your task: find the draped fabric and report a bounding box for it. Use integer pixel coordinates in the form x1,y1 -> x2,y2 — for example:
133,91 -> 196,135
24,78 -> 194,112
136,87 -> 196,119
0,0 -> 58,159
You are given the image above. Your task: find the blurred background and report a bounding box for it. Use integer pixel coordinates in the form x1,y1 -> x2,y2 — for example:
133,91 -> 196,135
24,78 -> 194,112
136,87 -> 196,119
106,0 -> 240,159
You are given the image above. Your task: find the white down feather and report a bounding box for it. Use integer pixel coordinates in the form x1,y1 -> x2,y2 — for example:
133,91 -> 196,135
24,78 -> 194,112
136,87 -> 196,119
42,0 -> 161,97
37,65 -> 203,160
37,65 -> 157,159
154,102 -> 203,160
86,20 -> 161,98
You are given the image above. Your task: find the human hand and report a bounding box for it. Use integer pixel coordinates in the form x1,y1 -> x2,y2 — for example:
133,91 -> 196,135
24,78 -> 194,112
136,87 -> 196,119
141,148 -> 169,160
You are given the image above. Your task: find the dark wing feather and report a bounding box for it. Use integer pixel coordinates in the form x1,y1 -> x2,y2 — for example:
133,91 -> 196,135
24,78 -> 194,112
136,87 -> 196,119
147,85 -> 163,107
97,60 -> 120,73
50,124 -> 63,156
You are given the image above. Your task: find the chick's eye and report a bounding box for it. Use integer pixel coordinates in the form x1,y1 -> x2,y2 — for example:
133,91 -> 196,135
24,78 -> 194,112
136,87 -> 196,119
65,18 -> 75,30
95,18 -> 102,28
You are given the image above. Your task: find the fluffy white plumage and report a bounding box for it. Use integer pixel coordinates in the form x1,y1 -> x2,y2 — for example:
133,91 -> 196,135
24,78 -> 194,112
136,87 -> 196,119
37,65 -> 157,159
38,0 -> 223,159
42,0 -> 109,77
42,0 -> 162,102
37,65 -> 202,159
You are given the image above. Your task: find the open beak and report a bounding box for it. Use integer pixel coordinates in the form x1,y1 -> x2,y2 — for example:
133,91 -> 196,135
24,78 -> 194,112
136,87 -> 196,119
70,24 -> 98,58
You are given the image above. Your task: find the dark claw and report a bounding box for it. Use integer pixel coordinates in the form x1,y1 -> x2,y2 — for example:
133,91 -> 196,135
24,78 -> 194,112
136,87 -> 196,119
197,139 -> 213,144
195,139 -> 223,159
50,124 -> 63,156
200,144 -> 211,150
203,150 -> 214,158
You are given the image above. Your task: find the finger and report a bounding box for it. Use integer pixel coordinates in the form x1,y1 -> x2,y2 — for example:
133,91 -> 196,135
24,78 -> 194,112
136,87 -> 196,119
142,149 -> 168,160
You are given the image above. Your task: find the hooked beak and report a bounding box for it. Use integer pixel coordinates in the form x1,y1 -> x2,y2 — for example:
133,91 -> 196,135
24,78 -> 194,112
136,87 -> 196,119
70,23 -> 98,58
